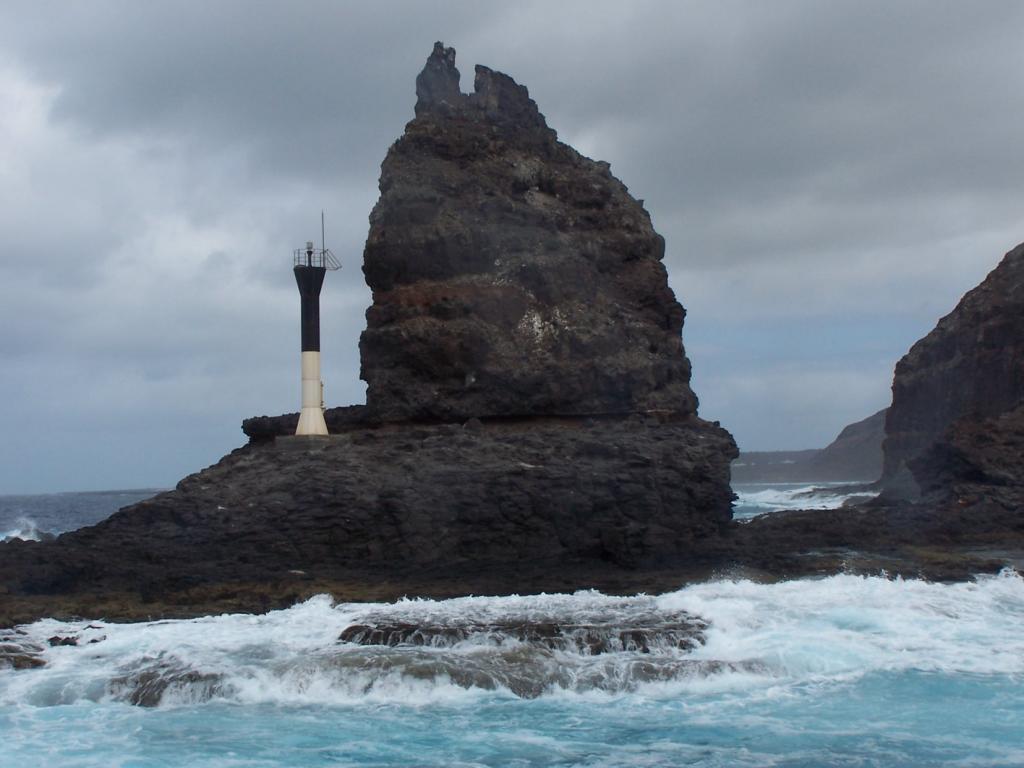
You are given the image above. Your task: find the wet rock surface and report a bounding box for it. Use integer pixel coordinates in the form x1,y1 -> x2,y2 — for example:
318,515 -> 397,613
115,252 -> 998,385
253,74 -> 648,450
338,621 -> 704,654
109,657 -> 226,707
0,631 -> 46,669
338,607 -> 707,655
2,598 -> 767,704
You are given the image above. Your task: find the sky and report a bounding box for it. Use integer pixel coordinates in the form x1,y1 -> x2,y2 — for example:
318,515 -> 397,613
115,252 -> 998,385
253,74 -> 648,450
0,1 -> 1022,493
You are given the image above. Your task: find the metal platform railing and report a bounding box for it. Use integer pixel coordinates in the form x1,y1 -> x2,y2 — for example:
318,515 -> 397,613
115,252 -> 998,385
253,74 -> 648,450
293,246 -> 341,270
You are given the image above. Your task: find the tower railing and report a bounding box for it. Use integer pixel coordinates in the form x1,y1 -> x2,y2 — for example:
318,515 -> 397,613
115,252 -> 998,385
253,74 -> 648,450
293,247 -> 341,270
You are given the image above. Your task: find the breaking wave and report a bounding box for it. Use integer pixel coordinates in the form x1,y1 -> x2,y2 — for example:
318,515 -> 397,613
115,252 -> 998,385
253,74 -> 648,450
3,572 -> 1024,766
3,571 -> 1022,709
732,482 -> 878,520
0,517 -> 46,542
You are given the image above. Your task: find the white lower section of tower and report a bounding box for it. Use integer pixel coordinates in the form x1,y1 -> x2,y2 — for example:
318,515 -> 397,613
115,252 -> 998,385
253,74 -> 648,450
296,350 -> 328,436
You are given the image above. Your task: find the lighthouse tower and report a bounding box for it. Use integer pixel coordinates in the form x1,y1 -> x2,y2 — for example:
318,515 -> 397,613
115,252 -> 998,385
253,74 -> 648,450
293,217 -> 341,436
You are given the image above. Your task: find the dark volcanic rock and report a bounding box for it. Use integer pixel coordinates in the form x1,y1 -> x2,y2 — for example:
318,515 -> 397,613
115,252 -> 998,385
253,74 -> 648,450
732,408 -> 886,483
0,43 -> 743,626
4,49 -> 1020,628
243,405 -> 370,441
360,42 -> 697,423
0,416 -> 737,624
338,614 -> 707,654
911,403 -> 1024,512
2,46 -> 1020,630
0,633 -> 46,669
882,243 -> 1024,489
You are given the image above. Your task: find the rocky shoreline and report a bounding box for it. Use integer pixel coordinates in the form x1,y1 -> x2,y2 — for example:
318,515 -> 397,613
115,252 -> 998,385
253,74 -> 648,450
3,504 -> 1020,629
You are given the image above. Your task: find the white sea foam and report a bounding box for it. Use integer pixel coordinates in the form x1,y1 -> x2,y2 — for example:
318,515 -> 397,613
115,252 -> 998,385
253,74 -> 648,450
658,570 -> 1024,679
732,482 -> 878,520
0,516 -> 44,542
2,572 -> 1022,710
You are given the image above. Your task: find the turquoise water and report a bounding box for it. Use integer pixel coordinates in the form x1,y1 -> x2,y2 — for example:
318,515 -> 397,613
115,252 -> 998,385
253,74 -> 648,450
3,573 -> 1023,767
4,671 -> 1022,767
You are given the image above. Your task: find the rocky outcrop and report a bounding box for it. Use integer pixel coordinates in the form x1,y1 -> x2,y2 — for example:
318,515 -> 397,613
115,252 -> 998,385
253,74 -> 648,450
0,44 -> 743,626
732,408 -> 886,483
0,416 -> 737,625
728,244 -> 1024,578
910,403 -> 1024,512
360,42 -> 697,423
882,243 -> 1024,489
243,405 -> 368,441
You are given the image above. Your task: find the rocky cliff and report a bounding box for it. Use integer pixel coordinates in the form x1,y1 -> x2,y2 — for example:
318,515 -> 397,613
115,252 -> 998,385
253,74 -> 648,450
909,403 -> 1024,515
882,242 -> 1024,490
359,42 -> 696,423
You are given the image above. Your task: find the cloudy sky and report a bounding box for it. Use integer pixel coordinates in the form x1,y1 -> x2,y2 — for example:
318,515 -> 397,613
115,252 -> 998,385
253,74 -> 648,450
1,1 -> 1022,493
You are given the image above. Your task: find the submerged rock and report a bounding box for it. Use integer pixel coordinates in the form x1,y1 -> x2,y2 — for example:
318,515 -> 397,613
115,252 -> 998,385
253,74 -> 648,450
0,633 -> 46,669
109,657 -> 226,707
337,598 -> 708,655
338,619 -> 706,654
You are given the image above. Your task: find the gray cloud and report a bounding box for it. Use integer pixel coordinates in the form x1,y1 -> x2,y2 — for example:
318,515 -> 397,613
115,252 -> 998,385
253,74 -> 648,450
0,1 -> 1022,489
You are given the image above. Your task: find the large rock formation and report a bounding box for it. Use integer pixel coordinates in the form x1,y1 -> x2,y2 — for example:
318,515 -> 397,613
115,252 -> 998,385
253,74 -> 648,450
1,44 -> 740,626
882,243 -> 1024,490
359,42 -> 696,423
0,416 -> 737,625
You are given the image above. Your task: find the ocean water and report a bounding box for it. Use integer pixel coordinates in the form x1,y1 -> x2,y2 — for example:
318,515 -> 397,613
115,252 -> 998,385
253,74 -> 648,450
0,489 -> 160,542
732,482 -> 877,521
2,489 -> 1021,767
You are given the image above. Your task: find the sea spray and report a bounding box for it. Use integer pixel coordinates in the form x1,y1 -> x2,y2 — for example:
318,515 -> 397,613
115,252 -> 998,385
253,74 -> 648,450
0,516 -> 42,542
4,572 -> 1023,705
732,482 -> 878,520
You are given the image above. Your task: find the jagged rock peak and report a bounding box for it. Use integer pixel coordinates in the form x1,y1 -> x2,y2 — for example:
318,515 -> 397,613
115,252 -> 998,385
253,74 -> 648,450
414,42 -> 462,115
359,43 -> 705,423
414,42 -> 550,136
